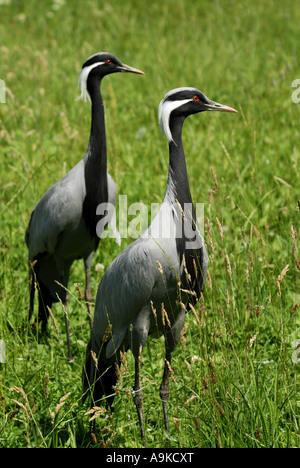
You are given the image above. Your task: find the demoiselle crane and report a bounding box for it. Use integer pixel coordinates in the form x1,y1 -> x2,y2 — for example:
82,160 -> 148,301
25,52 -> 144,361
82,87 -> 237,444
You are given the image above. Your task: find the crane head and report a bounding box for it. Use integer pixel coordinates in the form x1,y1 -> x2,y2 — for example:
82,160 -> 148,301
159,87 -> 237,143
78,52 -> 144,101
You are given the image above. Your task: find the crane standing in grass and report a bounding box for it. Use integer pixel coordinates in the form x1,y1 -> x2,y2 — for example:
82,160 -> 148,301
83,87 -> 237,445
25,52 -> 144,361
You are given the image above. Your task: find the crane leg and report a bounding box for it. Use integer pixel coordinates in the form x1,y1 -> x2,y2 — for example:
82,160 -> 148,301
63,295 -> 73,362
28,265 -> 35,324
84,253 -> 94,330
160,310 -> 185,435
160,354 -> 171,433
132,357 -> 146,447
37,284 -> 52,333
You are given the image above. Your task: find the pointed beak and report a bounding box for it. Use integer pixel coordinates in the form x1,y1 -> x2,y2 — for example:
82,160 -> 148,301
117,63 -> 145,75
206,99 -> 237,113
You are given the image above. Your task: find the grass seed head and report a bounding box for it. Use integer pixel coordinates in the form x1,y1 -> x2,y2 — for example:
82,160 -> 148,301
206,269 -> 212,290
156,260 -> 164,275
291,225 -> 300,269
120,350 -> 128,374
161,303 -> 171,328
115,362 -> 122,390
211,167 -> 218,193
150,300 -> 157,319
214,399 -> 226,417
45,372 -> 49,400
85,406 -> 107,422
55,392 -> 71,417
225,254 -> 232,281
215,216 -> 224,241
276,264 -> 289,297
206,218 -> 215,264
47,306 -> 59,336
91,350 -> 98,368
102,324 -> 112,343
173,417 -> 181,432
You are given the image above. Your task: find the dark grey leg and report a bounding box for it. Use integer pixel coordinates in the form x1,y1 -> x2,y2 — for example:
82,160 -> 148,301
28,265 -> 35,324
132,357 -> 146,447
84,253 -> 94,330
160,356 -> 171,433
160,310 -> 185,434
130,311 -> 151,447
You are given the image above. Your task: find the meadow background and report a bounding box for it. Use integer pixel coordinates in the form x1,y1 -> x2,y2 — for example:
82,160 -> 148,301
0,0 -> 299,448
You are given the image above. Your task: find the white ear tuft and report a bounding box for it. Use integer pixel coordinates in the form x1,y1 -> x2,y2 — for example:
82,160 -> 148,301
158,98 -> 192,143
77,62 -> 104,102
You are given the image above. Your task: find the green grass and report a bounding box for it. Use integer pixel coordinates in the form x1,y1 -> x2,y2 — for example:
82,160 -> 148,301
0,0 -> 299,448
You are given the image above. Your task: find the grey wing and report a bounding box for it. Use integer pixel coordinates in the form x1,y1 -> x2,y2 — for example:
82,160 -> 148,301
25,160 -> 86,259
93,238 -> 156,357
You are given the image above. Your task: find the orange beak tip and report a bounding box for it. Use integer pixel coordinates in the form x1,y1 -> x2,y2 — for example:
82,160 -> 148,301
224,105 -> 238,113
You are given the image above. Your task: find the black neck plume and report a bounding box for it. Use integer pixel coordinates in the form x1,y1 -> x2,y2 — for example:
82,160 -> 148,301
166,115 -> 205,303
82,76 -> 108,245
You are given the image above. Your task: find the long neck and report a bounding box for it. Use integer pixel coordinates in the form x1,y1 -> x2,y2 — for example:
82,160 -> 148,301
165,117 -> 205,301
87,77 -> 107,174
165,116 -> 192,207
83,77 -> 108,242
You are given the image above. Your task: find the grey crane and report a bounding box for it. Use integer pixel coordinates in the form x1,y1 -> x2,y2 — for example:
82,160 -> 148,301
25,52 -> 144,362
82,87 -> 237,445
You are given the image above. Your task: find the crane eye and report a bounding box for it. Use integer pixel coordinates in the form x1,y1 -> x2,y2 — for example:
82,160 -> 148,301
193,95 -> 199,102
106,59 -> 111,64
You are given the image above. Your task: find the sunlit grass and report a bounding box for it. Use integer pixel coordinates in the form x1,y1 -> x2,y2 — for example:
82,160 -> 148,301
0,0 -> 299,448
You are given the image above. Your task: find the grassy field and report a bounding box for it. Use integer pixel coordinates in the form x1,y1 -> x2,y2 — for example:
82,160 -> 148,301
0,0 -> 299,448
